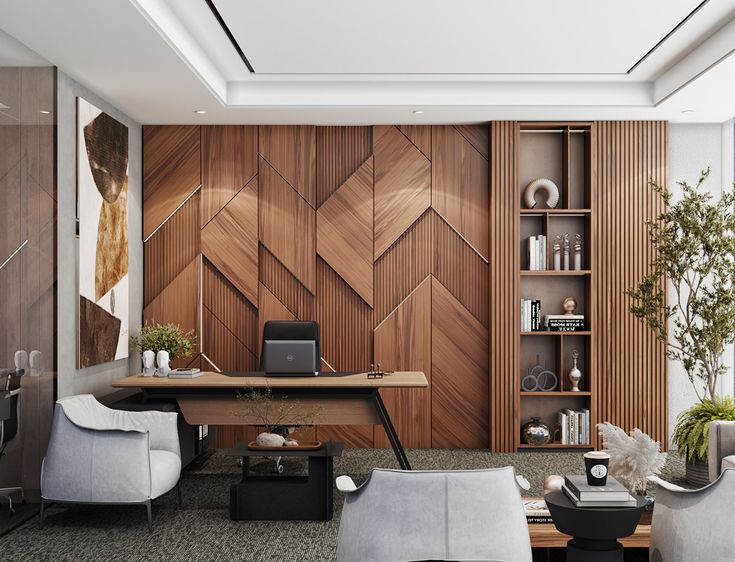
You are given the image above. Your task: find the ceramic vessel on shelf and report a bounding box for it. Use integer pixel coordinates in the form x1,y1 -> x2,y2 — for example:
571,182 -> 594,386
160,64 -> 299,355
521,417 -> 552,445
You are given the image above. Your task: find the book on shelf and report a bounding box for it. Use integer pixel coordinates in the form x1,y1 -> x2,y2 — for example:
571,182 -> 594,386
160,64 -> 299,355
544,314 -> 586,332
557,408 -> 590,445
527,235 -> 547,271
520,299 -> 542,331
523,499 -> 553,524
562,484 -> 637,508
564,475 -> 630,502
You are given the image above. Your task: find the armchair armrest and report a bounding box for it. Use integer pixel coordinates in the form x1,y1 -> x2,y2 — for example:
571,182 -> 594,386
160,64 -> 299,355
119,409 -> 180,456
336,475 -> 357,493
709,421 -> 735,482
648,475 -> 689,493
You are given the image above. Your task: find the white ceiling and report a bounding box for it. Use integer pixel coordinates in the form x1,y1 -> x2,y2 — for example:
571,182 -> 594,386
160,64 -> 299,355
0,0 -> 734,124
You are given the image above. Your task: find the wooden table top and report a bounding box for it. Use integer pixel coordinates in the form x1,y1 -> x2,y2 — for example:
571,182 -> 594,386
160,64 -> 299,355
112,371 -> 428,389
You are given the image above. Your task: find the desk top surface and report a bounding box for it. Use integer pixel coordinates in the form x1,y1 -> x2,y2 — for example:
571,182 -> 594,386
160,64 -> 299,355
112,370 -> 428,389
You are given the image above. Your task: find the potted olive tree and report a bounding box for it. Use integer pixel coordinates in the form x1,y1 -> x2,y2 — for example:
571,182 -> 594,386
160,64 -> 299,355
627,168 -> 735,485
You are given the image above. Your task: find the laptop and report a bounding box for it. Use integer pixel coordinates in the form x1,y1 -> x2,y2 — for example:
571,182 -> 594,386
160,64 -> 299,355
262,340 -> 318,376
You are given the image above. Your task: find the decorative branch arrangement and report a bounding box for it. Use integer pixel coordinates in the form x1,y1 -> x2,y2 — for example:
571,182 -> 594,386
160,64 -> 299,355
236,386 -> 322,435
627,167 -> 735,402
598,422 -> 666,495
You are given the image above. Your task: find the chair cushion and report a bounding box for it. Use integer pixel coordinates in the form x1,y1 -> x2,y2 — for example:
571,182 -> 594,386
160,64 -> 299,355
150,450 -> 181,499
721,455 -> 735,472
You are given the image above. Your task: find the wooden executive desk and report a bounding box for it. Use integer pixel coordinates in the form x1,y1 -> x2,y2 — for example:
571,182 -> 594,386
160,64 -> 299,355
112,371 -> 428,470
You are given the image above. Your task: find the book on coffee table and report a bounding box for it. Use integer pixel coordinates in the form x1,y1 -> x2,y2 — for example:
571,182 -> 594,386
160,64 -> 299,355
523,498 -> 553,524
564,475 -> 630,502
562,484 -> 637,508
168,368 -> 203,378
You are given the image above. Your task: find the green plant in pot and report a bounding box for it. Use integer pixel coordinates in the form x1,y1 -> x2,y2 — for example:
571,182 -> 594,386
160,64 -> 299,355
627,167 -> 735,485
130,322 -> 196,375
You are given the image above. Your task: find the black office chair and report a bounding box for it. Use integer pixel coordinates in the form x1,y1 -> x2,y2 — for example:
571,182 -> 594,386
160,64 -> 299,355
1,369 -> 24,516
259,320 -> 321,371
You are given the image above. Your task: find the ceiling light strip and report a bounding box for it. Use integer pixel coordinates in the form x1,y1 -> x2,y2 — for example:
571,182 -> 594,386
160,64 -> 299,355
0,240 -> 28,272
144,185 -> 201,243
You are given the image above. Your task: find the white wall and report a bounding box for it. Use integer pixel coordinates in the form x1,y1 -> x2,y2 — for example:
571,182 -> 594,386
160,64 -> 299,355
56,70 -> 143,398
667,121 -> 735,446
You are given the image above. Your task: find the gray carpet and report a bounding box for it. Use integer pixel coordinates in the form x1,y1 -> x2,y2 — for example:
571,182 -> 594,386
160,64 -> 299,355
0,449 -> 685,562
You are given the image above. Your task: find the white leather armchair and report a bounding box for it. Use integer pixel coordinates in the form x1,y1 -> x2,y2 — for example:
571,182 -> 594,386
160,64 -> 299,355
649,469 -> 735,562
40,394 -> 181,530
335,467 -> 533,562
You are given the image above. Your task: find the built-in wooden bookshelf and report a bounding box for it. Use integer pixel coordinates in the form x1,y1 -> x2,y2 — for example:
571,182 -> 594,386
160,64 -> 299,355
516,123 -> 594,450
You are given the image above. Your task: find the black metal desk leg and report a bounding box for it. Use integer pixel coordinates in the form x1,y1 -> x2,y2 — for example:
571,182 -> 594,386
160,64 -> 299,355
373,390 -> 412,470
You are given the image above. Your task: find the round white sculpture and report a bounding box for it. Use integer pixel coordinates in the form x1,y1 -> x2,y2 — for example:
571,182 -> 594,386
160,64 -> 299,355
256,432 -> 286,447
142,350 -> 156,377
543,474 -> 564,495
524,178 -> 560,209
29,350 -> 42,377
156,350 -> 171,377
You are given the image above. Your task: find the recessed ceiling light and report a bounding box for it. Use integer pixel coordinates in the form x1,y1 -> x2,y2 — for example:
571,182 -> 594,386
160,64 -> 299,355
681,109 -> 694,114
193,109 -> 207,114
39,110 -> 51,115
412,110 -> 424,115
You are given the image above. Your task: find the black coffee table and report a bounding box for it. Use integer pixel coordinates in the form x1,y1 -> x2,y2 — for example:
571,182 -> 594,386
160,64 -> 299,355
545,490 -> 646,562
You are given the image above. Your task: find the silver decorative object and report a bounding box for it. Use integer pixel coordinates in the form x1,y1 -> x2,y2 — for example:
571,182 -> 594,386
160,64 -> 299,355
521,355 -> 558,391
574,234 -> 583,270
562,233 -> 570,270
553,236 -> 562,271
568,350 -> 582,391
521,417 -> 552,445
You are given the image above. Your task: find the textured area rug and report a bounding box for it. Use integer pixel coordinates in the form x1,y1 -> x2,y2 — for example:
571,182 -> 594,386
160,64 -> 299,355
0,448 -> 685,562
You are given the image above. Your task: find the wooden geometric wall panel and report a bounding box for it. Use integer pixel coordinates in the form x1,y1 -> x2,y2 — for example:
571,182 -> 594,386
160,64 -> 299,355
259,158 -> 316,293
143,125 -> 200,240
317,157 -> 374,306
432,212 -> 488,327
431,278 -> 488,448
201,175 -> 259,305
374,210 -> 433,324
259,125 -> 316,207
373,125 -> 431,259
489,121 -> 519,452
143,259 -> 200,366
316,258 -> 372,372
374,277 -> 432,448
432,125 -> 489,259
594,120 -> 668,448
257,282 -> 296,359
454,124 -> 490,160
398,125 -> 431,160
259,245 -> 314,321
203,258 -> 258,356
144,190 -> 200,306
201,125 -> 257,226
203,307 -> 257,373
316,126 -> 372,207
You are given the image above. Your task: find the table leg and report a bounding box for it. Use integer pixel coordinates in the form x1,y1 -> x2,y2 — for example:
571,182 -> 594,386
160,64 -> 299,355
567,538 -> 624,562
372,390 -> 411,470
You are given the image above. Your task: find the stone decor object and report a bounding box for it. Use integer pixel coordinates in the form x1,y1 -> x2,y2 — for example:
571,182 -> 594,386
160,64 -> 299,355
543,474 -> 564,495
256,432 -> 286,447
142,350 -> 156,377
155,350 -> 170,377
29,350 -> 42,377
524,178 -> 559,209
284,439 -> 299,447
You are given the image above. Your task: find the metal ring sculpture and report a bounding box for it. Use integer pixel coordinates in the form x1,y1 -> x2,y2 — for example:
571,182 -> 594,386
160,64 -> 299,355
521,363 -> 558,392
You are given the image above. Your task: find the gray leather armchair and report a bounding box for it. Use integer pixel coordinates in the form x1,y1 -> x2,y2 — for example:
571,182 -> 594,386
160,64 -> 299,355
708,419 -> 735,482
649,469 -> 735,562
40,394 -> 181,530
335,467 -> 532,562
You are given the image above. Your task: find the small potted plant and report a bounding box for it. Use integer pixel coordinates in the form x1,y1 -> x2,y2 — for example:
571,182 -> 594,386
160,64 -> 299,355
130,322 -> 195,375
628,168 -> 735,485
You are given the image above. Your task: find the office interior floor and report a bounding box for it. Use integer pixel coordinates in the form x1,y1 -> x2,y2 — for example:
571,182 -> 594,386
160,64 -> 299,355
0,448 -> 686,562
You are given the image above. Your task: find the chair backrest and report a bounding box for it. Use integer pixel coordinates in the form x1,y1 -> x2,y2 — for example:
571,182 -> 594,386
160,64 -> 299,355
336,467 -> 532,562
1,369 -> 23,445
259,321 -> 321,370
650,468 -> 735,562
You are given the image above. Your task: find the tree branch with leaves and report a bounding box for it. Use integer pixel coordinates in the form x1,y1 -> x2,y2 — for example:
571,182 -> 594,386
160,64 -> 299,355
627,167 -> 735,401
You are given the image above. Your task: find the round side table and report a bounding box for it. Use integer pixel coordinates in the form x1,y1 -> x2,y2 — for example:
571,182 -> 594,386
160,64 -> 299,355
545,490 -> 646,562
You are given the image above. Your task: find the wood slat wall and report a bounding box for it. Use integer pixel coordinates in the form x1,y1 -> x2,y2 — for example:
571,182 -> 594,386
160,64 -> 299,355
489,121 -> 520,452
593,121 -> 668,447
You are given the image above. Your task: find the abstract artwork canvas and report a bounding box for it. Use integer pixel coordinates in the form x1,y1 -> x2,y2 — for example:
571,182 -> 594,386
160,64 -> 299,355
77,97 -> 129,368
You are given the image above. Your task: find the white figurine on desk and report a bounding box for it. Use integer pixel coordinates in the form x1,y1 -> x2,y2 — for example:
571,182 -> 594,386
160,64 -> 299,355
29,350 -> 42,377
155,350 -> 171,377
142,350 -> 156,377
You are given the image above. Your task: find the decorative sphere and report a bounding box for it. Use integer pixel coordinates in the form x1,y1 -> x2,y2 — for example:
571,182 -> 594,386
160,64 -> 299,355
521,417 -> 552,445
544,474 -> 564,495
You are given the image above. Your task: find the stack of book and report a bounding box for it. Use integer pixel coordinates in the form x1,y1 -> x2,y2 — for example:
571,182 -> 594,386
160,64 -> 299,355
520,299 -> 541,332
527,235 -> 547,270
544,314 -> 585,332
557,408 -> 590,445
563,475 -> 637,507
168,368 -> 203,378
523,499 -> 553,524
